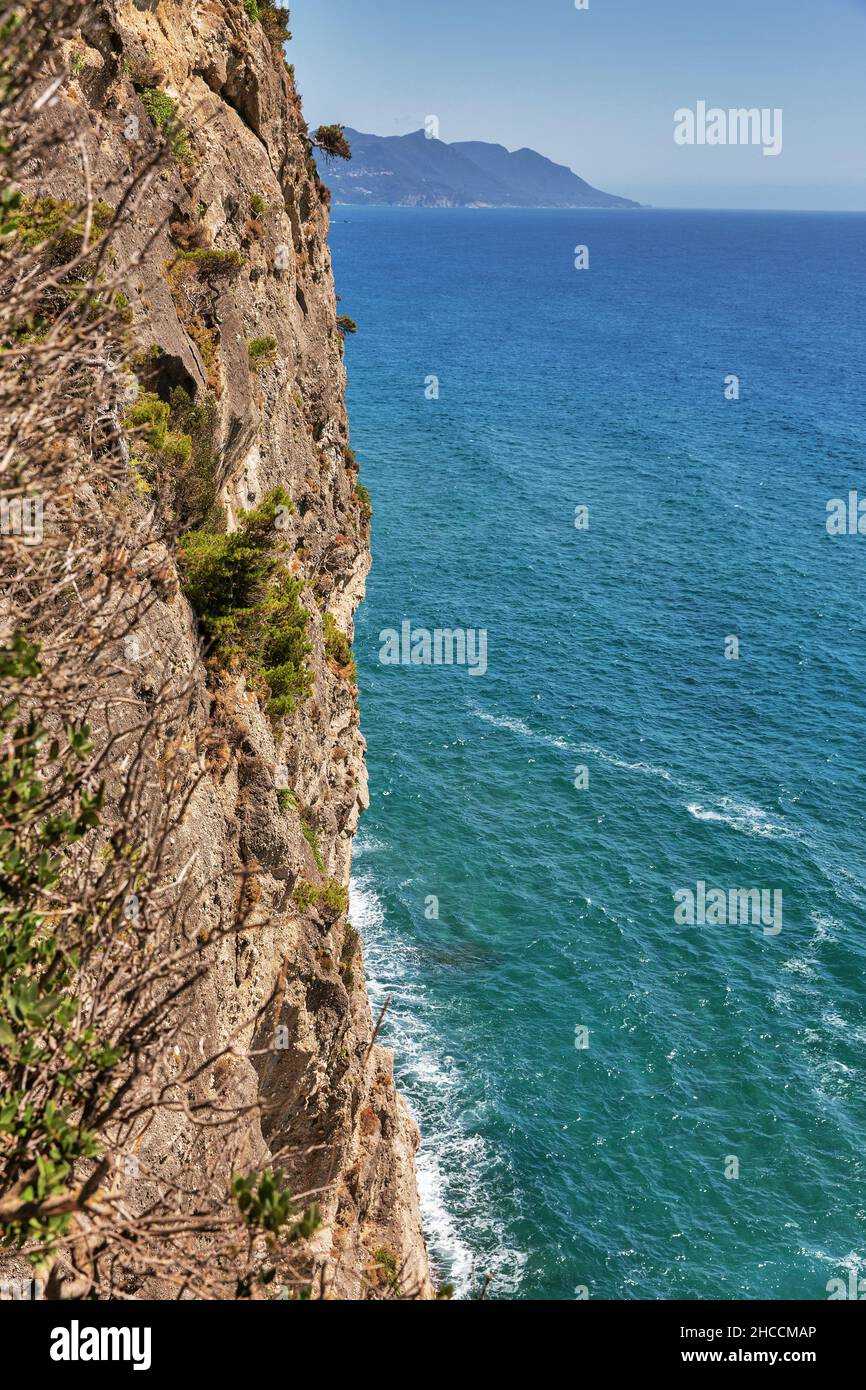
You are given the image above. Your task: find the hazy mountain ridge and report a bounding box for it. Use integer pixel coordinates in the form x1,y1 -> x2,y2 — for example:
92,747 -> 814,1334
316,128 -> 639,208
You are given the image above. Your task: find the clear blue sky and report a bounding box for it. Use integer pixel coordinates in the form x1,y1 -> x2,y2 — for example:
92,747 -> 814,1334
290,0 -> 866,209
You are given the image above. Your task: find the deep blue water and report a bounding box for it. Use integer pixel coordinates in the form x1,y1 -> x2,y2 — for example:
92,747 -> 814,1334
331,208 -> 866,1300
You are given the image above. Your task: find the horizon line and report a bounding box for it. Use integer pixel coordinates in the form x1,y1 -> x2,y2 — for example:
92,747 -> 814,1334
330,203 -> 866,215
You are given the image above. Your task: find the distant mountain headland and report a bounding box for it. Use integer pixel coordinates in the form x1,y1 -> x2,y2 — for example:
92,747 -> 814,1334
314,128 -> 640,208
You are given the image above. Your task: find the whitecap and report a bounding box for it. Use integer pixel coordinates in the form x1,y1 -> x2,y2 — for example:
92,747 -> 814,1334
686,797 -> 801,842
808,912 -> 838,945
781,911 -> 838,979
471,713 -> 690,793
782,958 -> 815,978
822,1010 -> 866,1045
353,831 -> 388,857
579,743 -> 681,786
805,1248 -> 866,1277
470,705 -> 574,751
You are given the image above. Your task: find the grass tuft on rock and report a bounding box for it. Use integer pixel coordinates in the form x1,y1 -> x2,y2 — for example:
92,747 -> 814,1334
125,386 -> 218,528
301,818 -> 325,872
293,878 -> 348,917
354,483 -> 371,525
140,87 -> 193,163
324,612 -> 356,680
12,195 -> 114,266
248,334 -> 278,371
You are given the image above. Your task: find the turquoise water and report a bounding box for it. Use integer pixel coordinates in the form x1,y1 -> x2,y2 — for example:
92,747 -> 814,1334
332,208 -> 866,1300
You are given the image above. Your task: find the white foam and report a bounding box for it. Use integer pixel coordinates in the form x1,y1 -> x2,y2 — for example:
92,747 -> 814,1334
782,957 -> 815,978
351,870 -> 526,1298
582,744 -> 680,786
349,873 -> 386,936
827,862 -> 866,906
469,707 -> 701,796
353,831 -> 388,857
470,705 -> 574,751
822,1009 -> 866,1044
782,911 -> 838,979
805,1248 -> 866,1277
809,912 -> 838,945
686,797 -> 801,842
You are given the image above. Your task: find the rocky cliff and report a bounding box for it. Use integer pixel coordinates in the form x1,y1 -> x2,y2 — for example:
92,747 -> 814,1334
16,0 -> 430,1298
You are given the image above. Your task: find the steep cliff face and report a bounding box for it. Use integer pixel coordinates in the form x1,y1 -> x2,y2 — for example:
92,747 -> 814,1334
27,0 -> 430,1297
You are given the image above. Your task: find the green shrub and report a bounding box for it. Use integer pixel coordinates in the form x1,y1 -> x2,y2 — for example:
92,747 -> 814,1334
259,569 -> 312,717
292,880 -> 316,910
13,196 -> 114,265
179,489 -> 312,720
259,3 -> 292,49
140,87 -> 193,163
373,1248 -> 401,1293
354,483 -> 372,524
233,1168 -> 319,1238
248,334 -> 278,371
128,460 -> 152,497
125,389 -> 169,441
243,0 -> 259,21
301,819 -> 324,872
276,786 -> 298,815
178,247 -> 243,275
323,612 -> 356,680
318,879 -> 348,915
250,193 -> 266,215
179,523 -> 272,635
0,635 -> 112,1254
0,186 -> 22,240
124,386 -> 218,527
336,315 -> 357,336
313,124 -> 351,162
167,386 -> 220,524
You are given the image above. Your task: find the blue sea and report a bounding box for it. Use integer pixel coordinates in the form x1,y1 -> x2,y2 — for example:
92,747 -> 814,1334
331,207 -> 866,1300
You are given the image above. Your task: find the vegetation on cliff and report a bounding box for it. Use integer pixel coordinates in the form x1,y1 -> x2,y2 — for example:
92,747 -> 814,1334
139,85 -> 193,163
179,489 -> 313,718
0,0 -> 428,1303
312,123 -> 352,163
125,385 -> 219,524
0,0 -> 329,1299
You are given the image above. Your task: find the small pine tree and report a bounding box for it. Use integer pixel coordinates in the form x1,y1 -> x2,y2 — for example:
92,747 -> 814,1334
312,124 -> 352,162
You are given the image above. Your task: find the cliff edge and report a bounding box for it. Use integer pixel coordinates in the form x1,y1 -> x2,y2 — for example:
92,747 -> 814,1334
11,0 -> 430,1298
